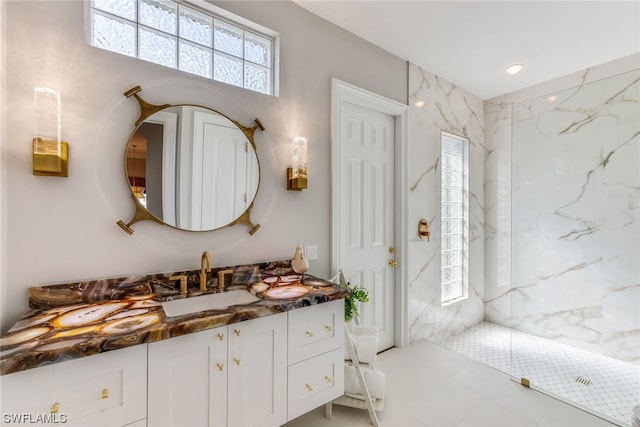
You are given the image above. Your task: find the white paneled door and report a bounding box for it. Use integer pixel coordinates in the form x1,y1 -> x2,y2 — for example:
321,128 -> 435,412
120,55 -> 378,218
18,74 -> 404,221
333,87 -> 398,352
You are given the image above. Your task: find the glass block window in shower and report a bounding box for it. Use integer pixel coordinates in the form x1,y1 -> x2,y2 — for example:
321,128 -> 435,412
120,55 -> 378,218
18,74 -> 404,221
440,132 -> 469,305
87,0 -> 279,96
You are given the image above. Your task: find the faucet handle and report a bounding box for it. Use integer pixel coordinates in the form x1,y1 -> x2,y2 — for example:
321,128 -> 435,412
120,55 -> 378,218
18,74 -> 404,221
169,274 -> 188,295
217,269 -> 234,291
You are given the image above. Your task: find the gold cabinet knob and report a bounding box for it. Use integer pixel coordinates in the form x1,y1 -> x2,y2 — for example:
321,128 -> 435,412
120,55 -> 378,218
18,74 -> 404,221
324,375 -> 333,383
234,329 -> 241,337
305,383 -> 313,391
388,259 -> 398,268
217,333 -> 224,341
388,246 -> 395,254
324,325 -> 333,332
305,330 -> 314,337
234,357 -> 241,366
217,363 -> 224,371
50,403 -> 60,414
101,388 -> 109,399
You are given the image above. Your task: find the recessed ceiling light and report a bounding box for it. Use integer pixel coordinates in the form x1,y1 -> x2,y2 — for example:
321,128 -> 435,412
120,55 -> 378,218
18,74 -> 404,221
414,100 -> 425,108
505,64 -> 524,75
547,95 -> 558,102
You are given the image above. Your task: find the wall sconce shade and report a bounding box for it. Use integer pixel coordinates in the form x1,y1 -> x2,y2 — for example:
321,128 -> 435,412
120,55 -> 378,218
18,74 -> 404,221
32,87 -> 68,177
287,136 -> 308,191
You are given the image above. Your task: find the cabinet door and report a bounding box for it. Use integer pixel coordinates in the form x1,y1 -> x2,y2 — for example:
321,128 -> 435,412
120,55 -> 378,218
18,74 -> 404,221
148,327 -> 227,427
227,313 -> 287,427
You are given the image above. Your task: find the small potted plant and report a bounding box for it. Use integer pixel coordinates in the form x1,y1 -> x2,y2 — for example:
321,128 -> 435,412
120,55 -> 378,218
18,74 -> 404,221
339,272 -> 369,322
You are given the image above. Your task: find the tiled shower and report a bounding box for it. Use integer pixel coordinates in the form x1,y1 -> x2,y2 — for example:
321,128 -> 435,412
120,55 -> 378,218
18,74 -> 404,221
485,65 -> 639,426
408,56 -> 639,426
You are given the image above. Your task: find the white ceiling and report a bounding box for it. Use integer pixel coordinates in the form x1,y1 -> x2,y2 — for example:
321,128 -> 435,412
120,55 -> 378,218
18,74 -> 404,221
293,1 -> 640,99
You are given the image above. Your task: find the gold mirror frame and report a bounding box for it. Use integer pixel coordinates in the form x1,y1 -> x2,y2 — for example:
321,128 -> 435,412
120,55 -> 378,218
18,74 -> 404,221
117,86 -> 264,236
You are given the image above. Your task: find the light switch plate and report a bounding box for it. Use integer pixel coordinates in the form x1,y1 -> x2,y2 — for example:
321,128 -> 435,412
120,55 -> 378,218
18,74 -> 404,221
304,245 -> 318,260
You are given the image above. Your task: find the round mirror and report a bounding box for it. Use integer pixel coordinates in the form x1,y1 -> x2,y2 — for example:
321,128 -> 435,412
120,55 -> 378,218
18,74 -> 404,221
125,105 -> 260,232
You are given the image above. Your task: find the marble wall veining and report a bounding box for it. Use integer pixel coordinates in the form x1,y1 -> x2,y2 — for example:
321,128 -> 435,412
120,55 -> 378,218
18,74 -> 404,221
407,64 -> 485,343
484,56 -> 640,362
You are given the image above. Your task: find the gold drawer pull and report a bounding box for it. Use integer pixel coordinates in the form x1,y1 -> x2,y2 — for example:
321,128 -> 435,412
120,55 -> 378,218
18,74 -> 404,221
324,325 -> 333,332
234,357 -> 241,366
217,363 -> 224,371
305,383 -> 313,391
234,329 -> 241,337
324,375 -> 333,383
217,333 -> 224,341
305,330 -> 314,337
50,402 -> 60,414
101,388 -> 109,399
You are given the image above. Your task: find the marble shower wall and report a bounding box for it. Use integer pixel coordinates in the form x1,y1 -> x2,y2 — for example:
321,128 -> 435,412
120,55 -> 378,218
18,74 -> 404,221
485,58 -> 640,362
407,64 -> 485,343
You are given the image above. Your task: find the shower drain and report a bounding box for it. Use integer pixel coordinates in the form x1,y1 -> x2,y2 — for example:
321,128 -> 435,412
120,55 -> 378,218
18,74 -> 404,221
574,376 -> 592,386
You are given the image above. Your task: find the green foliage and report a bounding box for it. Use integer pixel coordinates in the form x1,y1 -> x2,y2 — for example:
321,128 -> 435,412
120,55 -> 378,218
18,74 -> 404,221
344,282 -> 369,322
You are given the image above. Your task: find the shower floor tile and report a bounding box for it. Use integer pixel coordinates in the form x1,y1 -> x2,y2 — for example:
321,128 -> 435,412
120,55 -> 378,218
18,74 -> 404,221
437,321 -> 640,427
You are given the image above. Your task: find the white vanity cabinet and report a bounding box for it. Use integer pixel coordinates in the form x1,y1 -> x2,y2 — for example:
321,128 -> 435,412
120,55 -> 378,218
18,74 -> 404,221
147,312 -> 287,427
0,345 -> 147,427
147,326 -> 227,427
227,313 -> 287,427
286,300 -> 345,421
0,300 -> 345,427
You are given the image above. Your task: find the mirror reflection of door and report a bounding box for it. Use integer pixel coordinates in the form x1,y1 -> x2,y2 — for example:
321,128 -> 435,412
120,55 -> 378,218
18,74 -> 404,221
192,110 -> 258,230
134,111 -> 178,225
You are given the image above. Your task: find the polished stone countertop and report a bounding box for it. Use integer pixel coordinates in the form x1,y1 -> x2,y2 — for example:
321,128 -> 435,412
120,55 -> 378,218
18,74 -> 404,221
0,260 -> 348,375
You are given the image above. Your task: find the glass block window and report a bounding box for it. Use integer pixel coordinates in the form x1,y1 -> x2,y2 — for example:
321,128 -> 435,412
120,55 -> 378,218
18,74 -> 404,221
440,132 -> 469,305
88,0 -> 277,95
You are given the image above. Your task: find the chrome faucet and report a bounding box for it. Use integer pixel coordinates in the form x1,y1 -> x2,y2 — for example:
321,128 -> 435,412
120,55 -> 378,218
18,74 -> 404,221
200,251 -> 211,292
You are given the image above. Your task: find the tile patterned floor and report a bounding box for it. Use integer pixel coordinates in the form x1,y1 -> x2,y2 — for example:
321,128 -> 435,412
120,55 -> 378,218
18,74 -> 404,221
437,321 -> 640,427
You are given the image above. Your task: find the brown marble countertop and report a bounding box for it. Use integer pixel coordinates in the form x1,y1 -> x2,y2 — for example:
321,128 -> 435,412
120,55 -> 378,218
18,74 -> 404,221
0,260 -> 348,376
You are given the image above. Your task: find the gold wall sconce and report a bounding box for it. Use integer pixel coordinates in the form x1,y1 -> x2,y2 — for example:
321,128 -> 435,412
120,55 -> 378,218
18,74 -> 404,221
32,87 -> 68,177
287,136 -> 308,191
418,219 -> 431,241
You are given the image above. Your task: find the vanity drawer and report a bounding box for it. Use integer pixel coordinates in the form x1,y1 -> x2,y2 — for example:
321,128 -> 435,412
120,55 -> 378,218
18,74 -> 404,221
1,345 -> 147,426
288,300 -> 344,364
287,347 -> 344,421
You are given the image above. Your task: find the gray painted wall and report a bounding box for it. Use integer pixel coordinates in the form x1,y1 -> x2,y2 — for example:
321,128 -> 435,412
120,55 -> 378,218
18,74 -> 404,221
0,1 -> 406,332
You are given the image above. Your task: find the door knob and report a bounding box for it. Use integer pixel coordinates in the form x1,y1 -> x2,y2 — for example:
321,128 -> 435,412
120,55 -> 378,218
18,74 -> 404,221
388,259 -> 398,268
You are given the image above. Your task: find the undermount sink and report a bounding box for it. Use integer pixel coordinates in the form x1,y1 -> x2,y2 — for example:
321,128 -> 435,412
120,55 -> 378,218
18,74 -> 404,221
161,290 -> 260,317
